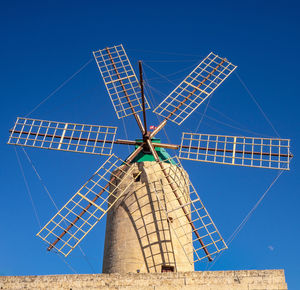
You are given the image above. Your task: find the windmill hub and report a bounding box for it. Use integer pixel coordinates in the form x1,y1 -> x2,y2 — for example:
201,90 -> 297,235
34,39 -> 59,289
130,139 -> 174,164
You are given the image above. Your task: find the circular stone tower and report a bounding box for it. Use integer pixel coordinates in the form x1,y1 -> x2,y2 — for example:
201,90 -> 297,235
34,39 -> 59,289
102,144 -> 194,273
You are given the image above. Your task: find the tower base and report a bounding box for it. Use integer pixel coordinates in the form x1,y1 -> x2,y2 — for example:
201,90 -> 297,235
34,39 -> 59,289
0,270 -> 287,289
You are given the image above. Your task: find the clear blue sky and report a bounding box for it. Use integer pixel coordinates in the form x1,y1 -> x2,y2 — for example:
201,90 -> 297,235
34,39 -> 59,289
0,0 -> 299,288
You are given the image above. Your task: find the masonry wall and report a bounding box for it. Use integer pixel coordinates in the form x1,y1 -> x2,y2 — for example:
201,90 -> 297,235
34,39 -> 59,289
0,270 -> 287,290
103,162 -> 194,273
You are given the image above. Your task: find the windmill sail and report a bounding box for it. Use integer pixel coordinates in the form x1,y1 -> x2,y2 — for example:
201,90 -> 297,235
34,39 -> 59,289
153,52 -> 236,125
93,44 -> 150,119
151,156 -> 227,263
179,132 -> 291,170
8,117 -> 117,156
37,154 -> 141,257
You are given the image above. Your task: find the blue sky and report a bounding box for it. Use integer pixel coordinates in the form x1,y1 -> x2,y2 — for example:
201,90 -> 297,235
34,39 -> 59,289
0,0 -> 299,288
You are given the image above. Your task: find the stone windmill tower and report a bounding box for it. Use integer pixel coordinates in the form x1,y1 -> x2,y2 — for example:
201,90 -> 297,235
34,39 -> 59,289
8,44 -> 292,273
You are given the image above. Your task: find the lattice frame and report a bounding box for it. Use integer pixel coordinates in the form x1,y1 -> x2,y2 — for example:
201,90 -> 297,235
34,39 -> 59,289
153,52 -> 237,125
93,44 -> 150,119
179,132 -> 291,170
37,154 -> 141,256
8,117 -> 117,156
151,157 -> 227,263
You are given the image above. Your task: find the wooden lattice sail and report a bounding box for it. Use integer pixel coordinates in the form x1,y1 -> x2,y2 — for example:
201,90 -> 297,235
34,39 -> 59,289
179,133 -> 291,170
8,117 -> 117,156
153,52 -> 237,125
37,154 -> 141,256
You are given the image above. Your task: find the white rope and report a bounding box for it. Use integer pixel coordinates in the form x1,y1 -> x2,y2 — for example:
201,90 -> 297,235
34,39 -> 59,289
208,169 -> 284,270
145,61 -> 199,82
77,247 -> 96,274
143,58 -> 280,140
141,52 -> 286,272
195,95 -> 212,132
194,110 -> 272,137
143,70 -> 172,145
21,148 -> 58,210
227,170 -> 284,246
21,148 -> 96,273
14,147 -> 41,228
142,59 -> 199,63
127,48 -> 204,57
121,118 -> 131,154
42,84 -> 100,116
144,83 -> 167,99
143,62 -> 178,86
15,147 -> 87,273
25,58 -> 93,118
207,105 -> 272,137
55,251 -> 78,274
147,83 -> 271,137
144,63 -> 276,138
144,64 -> 259,135
235,72 -> 281,138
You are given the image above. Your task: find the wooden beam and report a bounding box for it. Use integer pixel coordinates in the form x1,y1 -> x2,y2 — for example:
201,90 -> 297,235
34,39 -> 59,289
139,61 -> 148,135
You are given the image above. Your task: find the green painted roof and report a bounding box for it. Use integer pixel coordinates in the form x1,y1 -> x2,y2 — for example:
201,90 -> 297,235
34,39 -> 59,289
129,139 -> 175,165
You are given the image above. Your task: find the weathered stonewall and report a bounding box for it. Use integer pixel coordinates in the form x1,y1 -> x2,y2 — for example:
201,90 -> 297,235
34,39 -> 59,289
0,269 -> 287,290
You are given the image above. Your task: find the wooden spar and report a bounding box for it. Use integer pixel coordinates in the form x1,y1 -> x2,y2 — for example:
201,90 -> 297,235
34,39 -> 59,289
47,145 -> 144,251
146,139 -> 213,262
8,130 -> 177,149
180,144 -> 293,158
9,129 -> 293,158
145,59 -> 227,139
164,58 -> 226,122
106,48 -> 145,134
9,130 -> 137,146
149,119 -> 167,139
47,182 -> 111,251
138,61 -> 148,135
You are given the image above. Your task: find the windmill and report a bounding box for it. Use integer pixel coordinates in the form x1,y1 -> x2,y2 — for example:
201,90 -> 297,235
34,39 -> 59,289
8,44 -> 292,273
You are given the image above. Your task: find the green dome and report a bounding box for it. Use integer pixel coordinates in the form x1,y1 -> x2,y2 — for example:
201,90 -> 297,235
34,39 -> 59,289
129,139 -> 175,165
